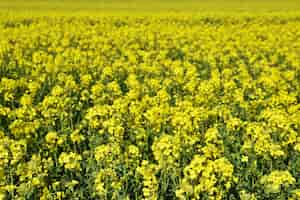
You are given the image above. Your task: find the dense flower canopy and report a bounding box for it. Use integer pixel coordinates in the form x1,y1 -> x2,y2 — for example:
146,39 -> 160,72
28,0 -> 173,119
0,13 -> 300,200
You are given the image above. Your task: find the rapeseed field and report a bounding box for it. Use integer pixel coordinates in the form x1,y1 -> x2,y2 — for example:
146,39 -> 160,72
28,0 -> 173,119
0,1 -> 299,199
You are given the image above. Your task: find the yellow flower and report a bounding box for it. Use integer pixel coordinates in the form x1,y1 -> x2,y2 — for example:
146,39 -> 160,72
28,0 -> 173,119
241,155 -> 248,163
70,130 -> 85,144
58,152 -> 82,170
294,143 -> 300,152
260,170 -> 296,193
45,131 -> 58,144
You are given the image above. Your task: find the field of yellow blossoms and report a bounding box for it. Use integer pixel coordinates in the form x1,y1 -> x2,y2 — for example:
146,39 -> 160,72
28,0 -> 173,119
0,3 -> 300,199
